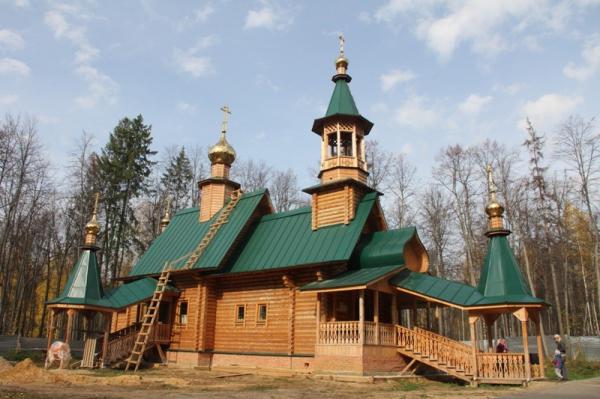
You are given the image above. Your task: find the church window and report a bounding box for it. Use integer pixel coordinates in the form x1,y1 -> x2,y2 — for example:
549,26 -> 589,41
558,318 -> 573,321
178,301 -> 188,325
235,304 -> 246,325
327,134 -> 338,157
257,304 -> 268,325
340,132 -> 352,156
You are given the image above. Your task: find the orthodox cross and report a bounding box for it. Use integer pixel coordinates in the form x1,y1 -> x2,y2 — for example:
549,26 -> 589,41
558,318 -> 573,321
91,192 -> 100,219
220,105 -> 231,134
164,196 -> 172,219
339,34 -> 345,56
486,164 -> 498,202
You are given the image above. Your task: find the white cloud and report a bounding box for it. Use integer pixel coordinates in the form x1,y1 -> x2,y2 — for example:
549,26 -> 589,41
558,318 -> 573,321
394,96 -> 438,128
74,65 -> 119,108
0,57 -> 30,76
0,94 -> 18,105
520,94 -> 583,131
173,49 -> 214,78
0,29 -> 25,51
191,34 -> 219,52
14,0 -> 29,7
563,35 -> 600,81
459,94 -> 492,115
380,69 -> 415,92
244,1 -> 296,30
369,0 -> 600,59
195,4 -> 215,22
176,101 -> 197,113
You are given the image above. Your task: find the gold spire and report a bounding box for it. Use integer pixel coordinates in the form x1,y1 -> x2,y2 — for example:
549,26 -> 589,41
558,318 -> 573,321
84,192 -> 100,246
335,34 -> 349,75
208,105 -> 236,166
160,196 -> 171,233
485,165 -> 505,231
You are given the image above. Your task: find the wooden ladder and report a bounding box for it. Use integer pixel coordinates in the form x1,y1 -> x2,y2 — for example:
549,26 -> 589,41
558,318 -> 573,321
182,189 -> 243,270
125,267 -> 170,372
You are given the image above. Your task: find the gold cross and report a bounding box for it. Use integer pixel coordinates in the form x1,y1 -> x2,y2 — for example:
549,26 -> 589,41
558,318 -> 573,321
486,164 -> 497,201
339,34 -> 345,56
220,105 -> 231,134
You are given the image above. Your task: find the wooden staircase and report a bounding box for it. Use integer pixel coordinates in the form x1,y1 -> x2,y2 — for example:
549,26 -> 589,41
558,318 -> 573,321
396,325 -> 475,383
125,189 -> 243,372
101,323 -> 142,367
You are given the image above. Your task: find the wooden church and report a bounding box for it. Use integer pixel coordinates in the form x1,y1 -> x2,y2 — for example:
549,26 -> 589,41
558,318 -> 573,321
46,41 -> 548,386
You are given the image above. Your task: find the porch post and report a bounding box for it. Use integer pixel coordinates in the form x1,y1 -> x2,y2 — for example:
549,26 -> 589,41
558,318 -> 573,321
469,314 -> 480,384
392,294 -> 398,325
485,318 -> 494,353
315,293 -> 321,345
101,312 -> 111,368
46,308 -> 56,352
532,311 -> 545,378
374,291 -> 379,345
514,308 -> 531,382
65,309 -> 75,346
359,290 -> 365,345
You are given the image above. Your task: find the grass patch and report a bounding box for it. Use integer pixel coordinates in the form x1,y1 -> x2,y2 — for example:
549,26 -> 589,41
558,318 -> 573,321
390,381 -> 422,391
544,358 -> 600,381
0,350 -> 44,364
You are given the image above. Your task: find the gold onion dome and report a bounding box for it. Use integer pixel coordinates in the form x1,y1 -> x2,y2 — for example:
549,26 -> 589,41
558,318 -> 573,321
485,165 -> 505,232
84,192 -> 100,246
208,105 -> 236,165
208,131 -> 236,165
335,34 -> 349,76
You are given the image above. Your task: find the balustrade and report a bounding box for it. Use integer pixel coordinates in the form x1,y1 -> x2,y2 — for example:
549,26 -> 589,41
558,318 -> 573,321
476,353 -> 527,380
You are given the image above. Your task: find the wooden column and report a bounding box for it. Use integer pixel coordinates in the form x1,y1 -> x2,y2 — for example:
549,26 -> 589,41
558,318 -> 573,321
514,308 -> 531,382
359,290 -> 365,345
486,322 -> 493,353
351,130 -> 357,162
315,293 -> 321,345
321,135 -> 326,162
374,291 -> 379,345
101,312 -> 111,368
392,294 -> 398,325
532,311 -> 545,378
65,309 -> 75,345
336,125 -> 341,157
469,314 -> 480,385
46,308 -> 56,352
84,313 -> 94,341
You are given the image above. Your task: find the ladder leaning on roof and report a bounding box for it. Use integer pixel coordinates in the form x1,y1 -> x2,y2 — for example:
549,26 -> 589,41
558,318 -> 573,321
125,189 -> 243,372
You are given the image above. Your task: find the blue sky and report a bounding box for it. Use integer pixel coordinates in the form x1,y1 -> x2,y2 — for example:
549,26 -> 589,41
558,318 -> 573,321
1,0 -> 600,188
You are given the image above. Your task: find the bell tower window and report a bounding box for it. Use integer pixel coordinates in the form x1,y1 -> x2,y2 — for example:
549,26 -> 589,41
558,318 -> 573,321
328,133 -> 338,157
340,132 -> 353,156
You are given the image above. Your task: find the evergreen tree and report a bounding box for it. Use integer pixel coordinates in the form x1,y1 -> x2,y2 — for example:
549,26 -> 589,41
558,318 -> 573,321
99,115 -> 156,280
161,146 -> 193,212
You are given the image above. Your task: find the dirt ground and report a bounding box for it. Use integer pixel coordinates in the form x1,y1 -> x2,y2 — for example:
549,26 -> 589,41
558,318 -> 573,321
0,357 -> 559,399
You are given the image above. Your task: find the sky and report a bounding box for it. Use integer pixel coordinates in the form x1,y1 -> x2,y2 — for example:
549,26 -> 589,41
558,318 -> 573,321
1,0 -> 600,190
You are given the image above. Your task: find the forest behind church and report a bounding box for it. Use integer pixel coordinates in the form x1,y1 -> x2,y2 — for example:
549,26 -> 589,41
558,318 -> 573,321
0,112 -> 599,343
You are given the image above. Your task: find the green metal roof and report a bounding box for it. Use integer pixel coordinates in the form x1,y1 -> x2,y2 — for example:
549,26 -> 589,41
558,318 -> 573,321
390,269 -> 485,307
222,192 -> 379,273
326,79 -> 360,117
102,277 -> 178,309
352,227 -> 418,268
128,190 -> 266,276
476,235 -> 545,305
47,249 -> 104,306
301,265 -> 402,291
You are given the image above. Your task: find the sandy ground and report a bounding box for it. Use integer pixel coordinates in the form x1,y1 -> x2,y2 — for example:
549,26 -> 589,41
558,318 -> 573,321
0,357 -> 568,399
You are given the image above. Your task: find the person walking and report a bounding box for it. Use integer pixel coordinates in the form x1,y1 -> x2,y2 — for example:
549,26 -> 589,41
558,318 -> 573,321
554,334 -> 567,381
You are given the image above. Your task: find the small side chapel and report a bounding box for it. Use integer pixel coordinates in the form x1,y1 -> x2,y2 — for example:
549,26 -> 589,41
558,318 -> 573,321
46,39 -> 547,385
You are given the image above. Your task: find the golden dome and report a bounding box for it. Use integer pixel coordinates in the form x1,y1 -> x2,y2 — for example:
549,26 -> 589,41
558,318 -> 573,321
208,131 -> 236,165
84,193 -> 100,246
485,200 -> 504,218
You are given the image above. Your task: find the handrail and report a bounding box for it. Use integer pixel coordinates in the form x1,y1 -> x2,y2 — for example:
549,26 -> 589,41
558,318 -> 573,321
476,352 -> 527,380
413,326 -> 476,352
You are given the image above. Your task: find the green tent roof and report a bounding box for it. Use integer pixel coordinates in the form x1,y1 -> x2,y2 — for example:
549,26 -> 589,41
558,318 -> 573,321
47,249 -> 104,306
129,190 -> 267,276
325,79 -> 360,117
301,265 -> 401,291
102,277 -> 178,309
476,235 -> 545,305
223,191 -> 379,273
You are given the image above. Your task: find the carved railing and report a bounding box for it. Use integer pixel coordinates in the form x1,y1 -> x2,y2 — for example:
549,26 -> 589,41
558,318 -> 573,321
151,323 -> 171,343
364,322 -> 375,344
319,321 -> 360,344
103,325 -> 140,365
396,325 -> 474,375
476,353 -> 527,380
378,323 -> 396,346
413,326 -> 475,352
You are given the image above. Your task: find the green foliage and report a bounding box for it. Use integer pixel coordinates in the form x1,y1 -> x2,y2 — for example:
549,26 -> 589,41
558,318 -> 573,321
161,147 -> 193,212
544,359 -> 600,380
0,350 -> 44,363
389,380 -> 421,391
99,115 -> 157,279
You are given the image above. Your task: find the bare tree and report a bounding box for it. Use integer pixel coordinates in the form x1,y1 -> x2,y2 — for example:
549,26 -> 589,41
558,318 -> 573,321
232,159 -> 272,192
388,153 -> 416,228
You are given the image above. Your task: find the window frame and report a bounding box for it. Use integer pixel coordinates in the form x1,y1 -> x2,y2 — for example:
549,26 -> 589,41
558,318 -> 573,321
256,303 -> 268,326
235,304 -> 246,326
178,300 -> 188,326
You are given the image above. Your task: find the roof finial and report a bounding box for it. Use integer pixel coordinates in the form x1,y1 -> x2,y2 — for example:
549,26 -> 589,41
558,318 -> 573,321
334,34 -> 349,79
160,196 -> 172,233
485,164 -> 506,234
84,192 -> 100,247
220,105 -> 231,135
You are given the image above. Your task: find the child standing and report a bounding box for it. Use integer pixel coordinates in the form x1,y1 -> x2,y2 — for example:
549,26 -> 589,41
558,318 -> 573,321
552,349 -> 563,380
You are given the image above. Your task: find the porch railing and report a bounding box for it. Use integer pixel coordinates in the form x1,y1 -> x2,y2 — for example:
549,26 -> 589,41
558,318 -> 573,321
318,321 -> 397,346
476,353 -> 527,380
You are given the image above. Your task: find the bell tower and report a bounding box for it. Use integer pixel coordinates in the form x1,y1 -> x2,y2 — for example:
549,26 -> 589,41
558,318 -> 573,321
198,106 -> 241,222
304,36 -> 376,230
